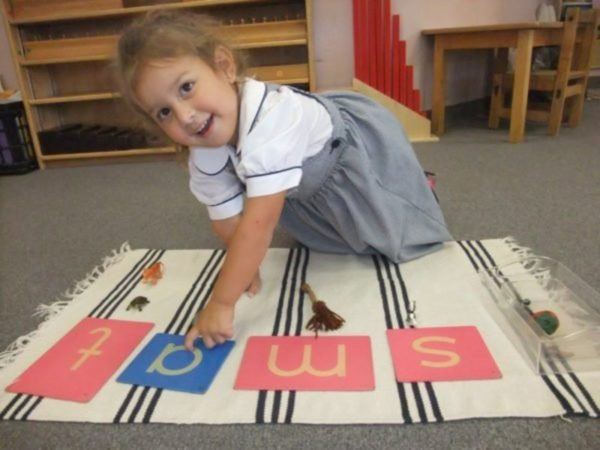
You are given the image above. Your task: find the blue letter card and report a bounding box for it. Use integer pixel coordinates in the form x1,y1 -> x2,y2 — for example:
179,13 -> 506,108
117,333 -> 235,394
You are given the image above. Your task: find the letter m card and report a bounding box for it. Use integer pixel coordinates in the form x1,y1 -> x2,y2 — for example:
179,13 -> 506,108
234,336 -> 374,391
386,326 -> 501,382
6,318 -> 154,402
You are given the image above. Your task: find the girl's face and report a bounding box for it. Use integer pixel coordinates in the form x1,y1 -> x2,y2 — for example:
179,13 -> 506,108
133,50 -> 239,148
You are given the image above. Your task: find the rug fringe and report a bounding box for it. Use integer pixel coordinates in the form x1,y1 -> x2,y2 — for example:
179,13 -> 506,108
0,242 -> 131,372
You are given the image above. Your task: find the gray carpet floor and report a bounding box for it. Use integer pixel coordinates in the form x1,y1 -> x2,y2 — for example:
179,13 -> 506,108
1,100 -> 599,449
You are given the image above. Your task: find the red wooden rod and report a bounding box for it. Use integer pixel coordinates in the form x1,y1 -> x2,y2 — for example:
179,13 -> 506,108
399,41 -> 407,105
368,0 -> 377,86
405,65 -> 413,108
353,0 -> 360,81
391,15 -> 399,100
413,90 -> 422,115
358,0 -> 366,82
383,0 -> 391,97
374,0 -> 382,90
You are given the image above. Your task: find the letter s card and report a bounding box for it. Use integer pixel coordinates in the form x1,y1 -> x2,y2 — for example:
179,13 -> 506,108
386,326 -> 502,382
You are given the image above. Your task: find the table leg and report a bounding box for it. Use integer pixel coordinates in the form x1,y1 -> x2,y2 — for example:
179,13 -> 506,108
489,48 -> 509,129
431,38 -> 446,136
509,30 -> 534,143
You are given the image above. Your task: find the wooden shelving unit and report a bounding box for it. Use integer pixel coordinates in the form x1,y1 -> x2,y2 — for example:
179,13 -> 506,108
1,0 -> 316,168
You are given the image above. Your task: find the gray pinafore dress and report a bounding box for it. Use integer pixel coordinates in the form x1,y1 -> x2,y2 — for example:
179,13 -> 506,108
266,83 -> 452,263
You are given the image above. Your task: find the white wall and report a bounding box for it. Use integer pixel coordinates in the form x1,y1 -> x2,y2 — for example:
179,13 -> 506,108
314,0 -> 544,108
0,13 -> 18,90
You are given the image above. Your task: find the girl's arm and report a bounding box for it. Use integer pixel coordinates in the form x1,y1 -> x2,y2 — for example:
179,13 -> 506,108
211,214 -> 241,244
184,191 -> 287,349
211,213 -> 261,296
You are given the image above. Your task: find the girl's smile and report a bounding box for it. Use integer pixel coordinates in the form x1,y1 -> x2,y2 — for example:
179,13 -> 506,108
133,51 -> 239,148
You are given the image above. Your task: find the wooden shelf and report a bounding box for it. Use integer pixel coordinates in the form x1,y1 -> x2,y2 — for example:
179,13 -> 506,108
27,63 -> 309,105
6,0 -> 265,25
29,92 -> 123,105
41,146 -> 177,161
20,20 -> 307,66
224,20 -> 307,49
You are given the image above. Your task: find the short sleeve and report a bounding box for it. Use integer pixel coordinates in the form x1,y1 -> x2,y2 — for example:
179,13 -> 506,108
237,87 -> 310,197
188,147 -> 245,220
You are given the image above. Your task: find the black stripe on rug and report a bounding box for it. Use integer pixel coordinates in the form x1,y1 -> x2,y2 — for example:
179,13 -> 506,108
9,395 -> 34,421
475,240 -> 598,417
457,240 -> 576,416
19,396 -> 43,421
284,246 -> 310,424
272,247 -> 307,424
174,251 -> 226,335
381,257 -> 428,423
2,394 -> 34,421
255,248 -> 296,424
256,247 -> 308,424
383,256 -> 444,424
390,259 -> 444,423
0,393 -> 24,420
372,254 -> 412,424
163,250 -> 224,334
113,249 -> 224,424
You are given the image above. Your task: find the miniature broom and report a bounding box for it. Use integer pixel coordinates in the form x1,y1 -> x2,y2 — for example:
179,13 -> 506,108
301,282 -> 345,335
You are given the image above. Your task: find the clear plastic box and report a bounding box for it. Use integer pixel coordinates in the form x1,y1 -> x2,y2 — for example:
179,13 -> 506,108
479,256 -> 600,374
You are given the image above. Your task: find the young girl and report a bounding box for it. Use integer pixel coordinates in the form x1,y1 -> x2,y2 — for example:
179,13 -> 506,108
116,11 -> 452,350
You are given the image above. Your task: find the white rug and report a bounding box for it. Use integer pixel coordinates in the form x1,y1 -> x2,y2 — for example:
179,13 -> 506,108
0,239 -> 598,424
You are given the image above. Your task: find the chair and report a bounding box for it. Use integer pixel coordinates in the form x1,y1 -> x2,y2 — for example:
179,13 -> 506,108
489,8 -> 600,136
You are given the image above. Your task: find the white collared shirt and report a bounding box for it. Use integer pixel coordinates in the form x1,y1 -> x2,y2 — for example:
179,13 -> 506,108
189,78 -> 333,220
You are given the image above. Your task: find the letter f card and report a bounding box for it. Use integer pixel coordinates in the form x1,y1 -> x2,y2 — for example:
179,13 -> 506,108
386,326 -> 501,382
6,318 -> 153,402
117,333 -> 234,394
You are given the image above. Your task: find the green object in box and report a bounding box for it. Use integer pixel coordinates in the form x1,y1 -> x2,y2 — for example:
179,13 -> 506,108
533,310 -> 560,335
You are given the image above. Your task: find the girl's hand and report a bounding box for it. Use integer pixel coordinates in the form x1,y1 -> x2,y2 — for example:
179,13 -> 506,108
184,300 -> 234,350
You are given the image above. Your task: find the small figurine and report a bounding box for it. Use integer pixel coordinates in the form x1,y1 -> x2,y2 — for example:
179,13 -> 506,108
127,296 -> 150,311
533,310 -> 559,335
141,261 -> 164,285
406,301 -> 417,327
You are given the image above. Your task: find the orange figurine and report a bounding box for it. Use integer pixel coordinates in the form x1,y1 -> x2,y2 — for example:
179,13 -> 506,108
141,261 -> 164,285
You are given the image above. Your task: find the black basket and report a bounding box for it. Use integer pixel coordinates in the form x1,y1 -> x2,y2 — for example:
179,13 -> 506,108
38,123 -> 151,154
0,101 -> 38,175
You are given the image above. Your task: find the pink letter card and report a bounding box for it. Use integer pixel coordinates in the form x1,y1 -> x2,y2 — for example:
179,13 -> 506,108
234,336 -> 374,391
386,326 -> 502,383
6,317 -> 154,402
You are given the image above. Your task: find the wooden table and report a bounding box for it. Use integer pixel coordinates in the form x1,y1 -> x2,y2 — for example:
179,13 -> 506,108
422,22 -> 564,143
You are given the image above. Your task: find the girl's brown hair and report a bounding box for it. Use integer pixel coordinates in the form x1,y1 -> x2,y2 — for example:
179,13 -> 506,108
115,10 -> 247,134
